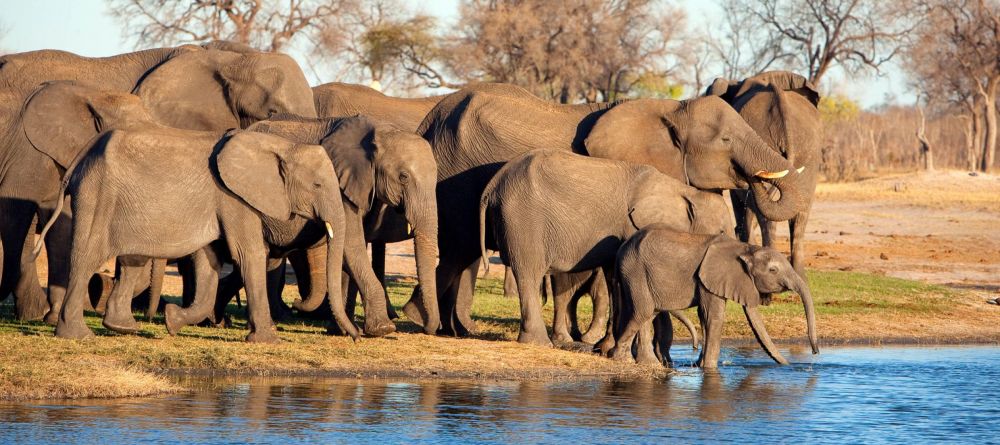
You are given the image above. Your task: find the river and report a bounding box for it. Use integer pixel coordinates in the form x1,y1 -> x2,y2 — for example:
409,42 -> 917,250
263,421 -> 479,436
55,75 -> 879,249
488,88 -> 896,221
3,345 -> 999,443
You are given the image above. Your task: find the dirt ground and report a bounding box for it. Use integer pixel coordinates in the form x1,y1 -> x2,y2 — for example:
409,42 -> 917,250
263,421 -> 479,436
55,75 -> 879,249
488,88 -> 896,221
378,170 -> 999,298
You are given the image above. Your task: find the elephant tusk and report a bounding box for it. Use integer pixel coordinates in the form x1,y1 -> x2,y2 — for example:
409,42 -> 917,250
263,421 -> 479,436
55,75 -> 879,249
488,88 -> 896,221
796,166 -> 805,174
407,222 -> 413,236
754,169 -> 789,179
325,222 -> 335,239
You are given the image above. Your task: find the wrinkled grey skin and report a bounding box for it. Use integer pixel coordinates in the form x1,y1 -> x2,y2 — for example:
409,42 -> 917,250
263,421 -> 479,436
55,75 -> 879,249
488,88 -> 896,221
415,83 -> 808,337
479,150 -> 733,346
36,128 -> 349,342
276,83 -> 445,331
209,115 -> 438,337
611,228 -> 819,368
704,71 -> 822,277
0,42 -> 318,323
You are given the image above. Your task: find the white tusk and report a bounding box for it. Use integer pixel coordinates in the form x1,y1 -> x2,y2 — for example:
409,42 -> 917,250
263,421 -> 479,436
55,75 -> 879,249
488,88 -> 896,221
407,223 -> 413,236
754,169 -> 789,179
325,222 -> 335,239
796,166 -> 805,174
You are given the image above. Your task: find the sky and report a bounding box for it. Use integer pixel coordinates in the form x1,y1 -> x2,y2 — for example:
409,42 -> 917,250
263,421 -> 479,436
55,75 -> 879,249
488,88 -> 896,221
0,0 -> 914,108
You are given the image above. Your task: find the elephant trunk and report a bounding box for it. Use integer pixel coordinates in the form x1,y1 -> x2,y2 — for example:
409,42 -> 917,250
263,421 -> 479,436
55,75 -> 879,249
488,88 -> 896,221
791,274 -> 819,354
409,199 -> 440,334
743,305 -> 789,365
734,139 -> 807,222
291,245 -> 328,312
320,203 -> 358,339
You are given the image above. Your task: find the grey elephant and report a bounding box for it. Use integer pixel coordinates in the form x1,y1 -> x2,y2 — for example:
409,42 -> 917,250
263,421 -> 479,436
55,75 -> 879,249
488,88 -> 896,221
0,43 -> 317,323
479,150 -> 733,346
204,114 -> 439,337
611,228 -> 819,368
35,128 -> 351,342
705,71 -> 822,276
274,82 -> 446,326
413,82 -> 809,337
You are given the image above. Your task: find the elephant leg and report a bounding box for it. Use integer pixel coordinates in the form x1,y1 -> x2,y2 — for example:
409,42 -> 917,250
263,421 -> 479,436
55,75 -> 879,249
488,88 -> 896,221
165,247 -> 221,335
595,266 -> 619,357
636,320 -> 662,366
212,267 -> 243,325
370,241 -> 397,319
581,271 -> 610,345
55,226 -> 110,340
265,258 -> 293,323
343,216 -> 395,337
39,204 -> 73,320
731,189 -> 755,243
503,266 -> 518,298
225,235 -> 279,343
176,256 -> 197,308
452,260 -> 479,336
568,289 -> 583,341
652,312 -> 674,366
102,256 -> 149,334
788,204 -> 812,279
18,224 -> 51,322
696,296 -> 727,369
0,204 -> 49,322
550,274 -> 577,345
405,249 -> 466,335
512,266 -> 551,347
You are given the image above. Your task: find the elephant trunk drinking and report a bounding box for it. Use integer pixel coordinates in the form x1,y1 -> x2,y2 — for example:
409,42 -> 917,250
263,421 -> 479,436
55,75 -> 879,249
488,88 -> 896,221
790,274 -> 819,354
742,304 -> 789,365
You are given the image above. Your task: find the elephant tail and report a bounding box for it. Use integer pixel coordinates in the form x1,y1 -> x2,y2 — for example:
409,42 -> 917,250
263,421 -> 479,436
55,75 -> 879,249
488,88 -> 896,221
478,190 -> 491,277
32,134 -> 94,258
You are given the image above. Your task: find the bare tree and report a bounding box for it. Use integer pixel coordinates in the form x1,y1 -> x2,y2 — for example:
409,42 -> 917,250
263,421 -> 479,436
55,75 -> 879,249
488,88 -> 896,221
726,0 -> 918,86
708,0 -> 796,80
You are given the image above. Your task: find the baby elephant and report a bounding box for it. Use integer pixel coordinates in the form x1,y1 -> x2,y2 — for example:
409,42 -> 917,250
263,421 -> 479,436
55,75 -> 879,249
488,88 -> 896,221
480,149 -> 732,346
611,228 -> 818,368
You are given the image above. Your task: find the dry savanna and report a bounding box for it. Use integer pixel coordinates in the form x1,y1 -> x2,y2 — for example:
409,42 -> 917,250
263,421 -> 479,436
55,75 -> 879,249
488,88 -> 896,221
2,170 -> 997,401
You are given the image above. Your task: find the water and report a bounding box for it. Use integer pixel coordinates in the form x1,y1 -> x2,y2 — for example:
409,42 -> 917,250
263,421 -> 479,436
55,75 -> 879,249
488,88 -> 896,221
3,346 -> 999,444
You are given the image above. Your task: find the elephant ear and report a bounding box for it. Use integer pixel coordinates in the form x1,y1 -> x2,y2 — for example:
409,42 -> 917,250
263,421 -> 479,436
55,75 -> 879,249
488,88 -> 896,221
698,236 -> 761,307
628,170 -> 689,230
704,78 -> 741,102
737,72 -> 820,107
321,115 -> 376,212
585,99 -> 685,175
216,131 -> 293,220
22,82 -> 106,168
132,51 -> 237,130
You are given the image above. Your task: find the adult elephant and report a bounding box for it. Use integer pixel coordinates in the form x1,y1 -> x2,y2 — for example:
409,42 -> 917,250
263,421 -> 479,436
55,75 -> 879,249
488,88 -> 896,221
408,83 -> 810,336
278,83 -> 446,328
704,71 -> 821,277
0,43 -> 317,322
207,114 -> 439,337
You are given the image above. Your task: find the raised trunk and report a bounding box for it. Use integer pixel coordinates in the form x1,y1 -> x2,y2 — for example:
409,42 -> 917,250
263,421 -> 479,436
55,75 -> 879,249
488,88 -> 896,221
791,275 -> 820,354
743,305 -> 789,365
735,140 -> 807,222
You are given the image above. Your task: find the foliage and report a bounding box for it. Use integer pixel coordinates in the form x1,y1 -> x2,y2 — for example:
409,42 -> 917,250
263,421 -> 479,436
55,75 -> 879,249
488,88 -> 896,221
818,94 -> 860,122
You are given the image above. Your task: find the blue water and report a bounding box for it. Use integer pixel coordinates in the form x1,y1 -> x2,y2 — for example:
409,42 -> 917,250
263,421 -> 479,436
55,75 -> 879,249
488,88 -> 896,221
2,346 -> 999,444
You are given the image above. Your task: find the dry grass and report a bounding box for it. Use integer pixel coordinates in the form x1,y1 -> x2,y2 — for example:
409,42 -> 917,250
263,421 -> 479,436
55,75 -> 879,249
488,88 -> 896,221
816,170 -> 1000,210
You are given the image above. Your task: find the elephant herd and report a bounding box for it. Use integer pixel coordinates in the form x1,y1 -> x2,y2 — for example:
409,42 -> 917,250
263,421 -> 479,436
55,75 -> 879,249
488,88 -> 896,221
0,42 -> 820,368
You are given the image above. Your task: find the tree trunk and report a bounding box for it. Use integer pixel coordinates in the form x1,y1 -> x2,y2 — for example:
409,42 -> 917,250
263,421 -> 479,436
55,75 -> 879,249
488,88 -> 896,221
981,84 -> 998,172
917,106 -> 934,172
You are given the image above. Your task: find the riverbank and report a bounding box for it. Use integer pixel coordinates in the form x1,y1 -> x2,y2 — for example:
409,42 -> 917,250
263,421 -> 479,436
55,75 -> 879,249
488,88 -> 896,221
2,269 -> 998,401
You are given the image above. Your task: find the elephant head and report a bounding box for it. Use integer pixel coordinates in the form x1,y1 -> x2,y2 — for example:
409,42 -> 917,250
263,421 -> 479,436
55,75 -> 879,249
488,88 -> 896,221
697,236 -> 819,364
133,50 -> 317,131
584,96 -> 809,221
215,131 -> 357,338
22,81 -> 156,168
322,116 -> 440,328
627,168 -> 734,237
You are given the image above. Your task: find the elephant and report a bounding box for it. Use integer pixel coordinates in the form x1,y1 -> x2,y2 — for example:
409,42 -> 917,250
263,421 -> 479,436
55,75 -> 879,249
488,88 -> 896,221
478,150 -> 733,346
611,228 -> 819,368
275,82 -> 446,326
0,43 -> 318,324
412,82 -> 809,337
705,71 -> 822,276
204,114 -> 439,337
34,128 -> 351,342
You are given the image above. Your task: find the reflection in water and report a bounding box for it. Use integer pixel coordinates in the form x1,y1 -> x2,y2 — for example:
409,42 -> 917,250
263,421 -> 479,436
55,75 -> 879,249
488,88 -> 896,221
3,346 -> 1000,443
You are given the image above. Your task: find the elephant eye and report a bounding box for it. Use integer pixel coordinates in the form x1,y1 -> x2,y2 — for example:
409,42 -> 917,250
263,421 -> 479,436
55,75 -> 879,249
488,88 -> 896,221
721,136 -> 732,143
768,266 -> 778,274
313,182 -> 322,189
399,171 -> 410,184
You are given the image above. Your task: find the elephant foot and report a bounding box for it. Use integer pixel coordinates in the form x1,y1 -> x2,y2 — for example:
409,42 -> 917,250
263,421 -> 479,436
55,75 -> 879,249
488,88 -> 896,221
518,329 -> 553,347
164,304 -> 187,336
401,299 -> 426,327
102,314 -> 140,335
555,341 -> 597,354
363,319 -> 396,337
609,346 -> 634,363
15,294 -> 50,322
580,329 -> 606,345
55,321 -> 96,340
246,328 -> 281,344
550,332 -> 575,346
595,335 -> 616,357
635,351 -> 662,367
43,308 -> 60,326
